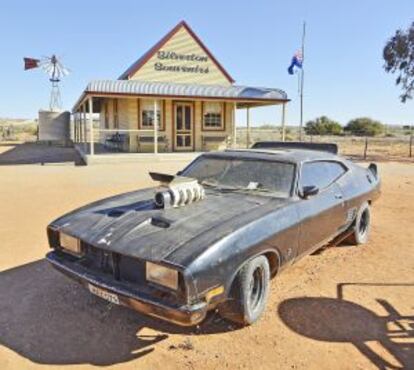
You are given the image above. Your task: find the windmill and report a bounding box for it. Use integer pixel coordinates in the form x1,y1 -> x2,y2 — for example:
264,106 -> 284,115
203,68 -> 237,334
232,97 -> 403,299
24,55 -> 70,111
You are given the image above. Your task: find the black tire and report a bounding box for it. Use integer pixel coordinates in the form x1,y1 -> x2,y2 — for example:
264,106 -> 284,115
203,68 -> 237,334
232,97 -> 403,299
347,202 -> 371,245
218,255 -> 270,326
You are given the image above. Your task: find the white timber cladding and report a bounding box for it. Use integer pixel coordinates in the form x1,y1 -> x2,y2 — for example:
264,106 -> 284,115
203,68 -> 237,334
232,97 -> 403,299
129,27 -> 232,85
204,101 -> 222,113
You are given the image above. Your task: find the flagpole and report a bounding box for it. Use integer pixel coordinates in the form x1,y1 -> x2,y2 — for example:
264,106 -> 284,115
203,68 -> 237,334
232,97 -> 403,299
299,21 -> 306,141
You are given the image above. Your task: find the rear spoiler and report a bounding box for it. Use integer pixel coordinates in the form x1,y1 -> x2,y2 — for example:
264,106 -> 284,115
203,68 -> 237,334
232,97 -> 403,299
251,141 -> 338,155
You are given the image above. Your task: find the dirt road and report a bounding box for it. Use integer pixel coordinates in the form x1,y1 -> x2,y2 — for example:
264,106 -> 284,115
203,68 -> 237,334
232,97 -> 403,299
0,145 -> 413,369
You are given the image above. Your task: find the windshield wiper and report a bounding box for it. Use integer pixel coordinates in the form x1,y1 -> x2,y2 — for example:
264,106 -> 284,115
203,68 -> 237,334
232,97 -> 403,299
201,180 -> 240,192
201,180 -> 219,188
244,187 -> 273,193
201,180 -> 274,194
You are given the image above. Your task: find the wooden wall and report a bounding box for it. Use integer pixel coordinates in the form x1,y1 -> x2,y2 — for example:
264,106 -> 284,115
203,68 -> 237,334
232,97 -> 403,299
99,97 -> 234,152
129,27 -> 231,86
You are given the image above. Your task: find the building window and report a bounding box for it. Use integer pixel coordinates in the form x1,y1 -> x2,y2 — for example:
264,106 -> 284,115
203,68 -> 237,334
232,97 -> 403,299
113,99 -> 119,129
140,100 -> 163,130
203,102 -> 223,130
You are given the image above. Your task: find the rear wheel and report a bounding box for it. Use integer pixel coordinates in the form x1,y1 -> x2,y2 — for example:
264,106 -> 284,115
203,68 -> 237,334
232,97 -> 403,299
347,202 -> 371,245
218,255 -> 270,325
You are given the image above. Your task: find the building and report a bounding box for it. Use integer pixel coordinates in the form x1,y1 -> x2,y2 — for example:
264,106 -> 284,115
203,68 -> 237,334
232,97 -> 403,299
72,21 -> 289,161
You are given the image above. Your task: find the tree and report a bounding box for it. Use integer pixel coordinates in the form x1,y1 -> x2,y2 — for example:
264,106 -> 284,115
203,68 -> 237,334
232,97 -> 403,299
305,116 -> 342,135
344,117 -> 384,137
383,22 -> 414,102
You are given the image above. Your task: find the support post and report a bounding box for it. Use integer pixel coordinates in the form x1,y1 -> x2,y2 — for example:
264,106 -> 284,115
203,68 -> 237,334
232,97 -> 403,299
84,105 -> 88,145
153,100 -> 158,154
81,105 -> 85,143
73,114 -> 76,142
233,102 -> 237,148
281,103 -> 286,142
78,107 -> 82,143
246,107 -> 250,148
77,112 -> 80,143
77,113 -> 79,142
409,133 -> 413,158
74,113 -> 77,142
88,97 -> 94,155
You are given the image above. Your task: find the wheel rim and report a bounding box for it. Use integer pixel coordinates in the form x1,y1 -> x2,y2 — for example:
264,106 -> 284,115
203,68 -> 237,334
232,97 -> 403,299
248,266 -> 264,312
359,208 -> 370,237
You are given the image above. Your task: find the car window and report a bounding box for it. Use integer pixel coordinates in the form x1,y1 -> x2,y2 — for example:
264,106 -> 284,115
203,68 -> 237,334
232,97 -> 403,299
300,161 -> 347,190
181,157 -> 295,197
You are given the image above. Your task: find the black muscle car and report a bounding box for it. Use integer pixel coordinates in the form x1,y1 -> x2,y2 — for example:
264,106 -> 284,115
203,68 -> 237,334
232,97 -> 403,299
46,142 -> 380,326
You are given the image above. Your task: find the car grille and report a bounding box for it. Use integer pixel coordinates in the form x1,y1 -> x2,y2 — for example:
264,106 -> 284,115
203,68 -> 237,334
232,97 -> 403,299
77,243 -> 184,303
79,243 -> 141,282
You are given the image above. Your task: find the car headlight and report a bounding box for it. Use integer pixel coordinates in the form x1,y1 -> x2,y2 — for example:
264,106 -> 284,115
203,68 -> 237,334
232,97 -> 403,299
59,232 -> 82,256
146,262 -> 178,290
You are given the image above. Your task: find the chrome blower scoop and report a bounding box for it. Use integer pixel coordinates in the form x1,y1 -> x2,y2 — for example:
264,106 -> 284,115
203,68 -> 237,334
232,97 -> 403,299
149,172 -> 205,209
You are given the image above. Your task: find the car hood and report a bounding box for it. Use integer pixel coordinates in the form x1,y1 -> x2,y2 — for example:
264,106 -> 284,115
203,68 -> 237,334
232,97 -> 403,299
51,188 -> 289,266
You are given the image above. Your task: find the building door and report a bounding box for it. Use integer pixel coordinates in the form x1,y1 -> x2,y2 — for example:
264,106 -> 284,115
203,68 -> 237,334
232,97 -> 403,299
175,103 -> 193,151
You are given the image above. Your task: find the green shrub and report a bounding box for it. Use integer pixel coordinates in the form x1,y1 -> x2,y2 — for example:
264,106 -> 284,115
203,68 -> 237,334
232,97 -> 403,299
345,117 -> 384,136
305,116 -> 343,135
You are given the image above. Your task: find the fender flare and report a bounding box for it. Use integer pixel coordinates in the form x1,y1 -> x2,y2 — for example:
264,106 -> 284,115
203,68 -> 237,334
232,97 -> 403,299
225,247 -> 282,296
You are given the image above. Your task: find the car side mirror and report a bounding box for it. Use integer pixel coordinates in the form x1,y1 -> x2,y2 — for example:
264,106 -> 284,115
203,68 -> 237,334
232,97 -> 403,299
301,185 -> 319,199
176,170 -> 183,176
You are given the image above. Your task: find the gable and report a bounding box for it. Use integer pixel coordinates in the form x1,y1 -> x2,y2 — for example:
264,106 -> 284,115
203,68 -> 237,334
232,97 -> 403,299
121,22 -> 234,85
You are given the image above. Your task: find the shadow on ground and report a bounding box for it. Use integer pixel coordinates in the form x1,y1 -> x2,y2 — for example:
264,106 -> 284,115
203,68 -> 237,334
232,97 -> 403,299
0,142 -> 84,165
278,283 -> 414,369
0,260 -> 236,366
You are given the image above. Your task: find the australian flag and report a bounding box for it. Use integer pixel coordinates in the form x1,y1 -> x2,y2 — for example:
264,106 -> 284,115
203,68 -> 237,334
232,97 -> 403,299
287,50 -> 303,75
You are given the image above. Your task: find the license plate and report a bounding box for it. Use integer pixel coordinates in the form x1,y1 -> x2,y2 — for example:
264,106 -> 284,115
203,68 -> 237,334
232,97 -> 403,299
88,284 -> 120,305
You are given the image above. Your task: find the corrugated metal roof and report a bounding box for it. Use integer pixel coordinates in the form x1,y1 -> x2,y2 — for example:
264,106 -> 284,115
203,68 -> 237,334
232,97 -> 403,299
84,80 -> 288,101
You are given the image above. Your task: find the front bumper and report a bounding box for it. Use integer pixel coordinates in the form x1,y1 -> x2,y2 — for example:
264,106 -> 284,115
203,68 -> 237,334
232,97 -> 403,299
46,251 -> 208,326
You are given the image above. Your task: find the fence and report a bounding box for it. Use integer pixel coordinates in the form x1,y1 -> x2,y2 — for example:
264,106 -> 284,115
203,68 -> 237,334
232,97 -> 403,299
236,128 -> 414,160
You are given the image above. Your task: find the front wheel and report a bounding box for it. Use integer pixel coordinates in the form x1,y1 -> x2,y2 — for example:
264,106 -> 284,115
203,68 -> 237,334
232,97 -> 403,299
347,202 -> 371,245
218,255 -> 270,325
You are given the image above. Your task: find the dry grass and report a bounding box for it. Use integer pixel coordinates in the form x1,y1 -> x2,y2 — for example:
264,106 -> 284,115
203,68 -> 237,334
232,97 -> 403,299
236,128 -> 413,161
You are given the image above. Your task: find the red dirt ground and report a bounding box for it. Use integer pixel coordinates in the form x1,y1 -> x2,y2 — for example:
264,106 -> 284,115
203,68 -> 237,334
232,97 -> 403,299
0,143 -> 413,369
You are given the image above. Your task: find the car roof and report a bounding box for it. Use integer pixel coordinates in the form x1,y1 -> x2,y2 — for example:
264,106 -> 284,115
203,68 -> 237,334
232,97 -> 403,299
202,148 -> 340,164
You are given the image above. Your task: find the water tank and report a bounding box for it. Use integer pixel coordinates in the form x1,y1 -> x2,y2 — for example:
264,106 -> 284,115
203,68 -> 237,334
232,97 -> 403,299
38,110 -> 71,145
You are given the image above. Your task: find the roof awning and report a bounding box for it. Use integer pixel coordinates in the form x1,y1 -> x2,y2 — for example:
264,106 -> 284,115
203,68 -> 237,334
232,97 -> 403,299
73,80 -> 289,112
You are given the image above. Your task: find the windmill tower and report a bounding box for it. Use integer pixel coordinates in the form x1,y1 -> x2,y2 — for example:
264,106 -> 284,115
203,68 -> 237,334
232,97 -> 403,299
24,54 -> 70,111
24,55 -> 71,144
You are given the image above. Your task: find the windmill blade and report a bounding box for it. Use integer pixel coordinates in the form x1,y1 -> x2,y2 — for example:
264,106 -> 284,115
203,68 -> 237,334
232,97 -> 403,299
56,60 -> 71,76
42,63 -> 55,76
61,67 -> 70,76
35,55 -> 71,78
39,59 -> 52,71
39,56 -> 52,67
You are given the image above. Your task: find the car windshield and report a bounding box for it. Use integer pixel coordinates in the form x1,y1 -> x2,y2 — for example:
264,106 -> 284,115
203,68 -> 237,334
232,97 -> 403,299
181,156 -> 295,197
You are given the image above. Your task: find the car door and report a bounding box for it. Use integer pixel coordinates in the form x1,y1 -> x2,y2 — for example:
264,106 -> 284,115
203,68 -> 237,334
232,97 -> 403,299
296,160 -> 348,258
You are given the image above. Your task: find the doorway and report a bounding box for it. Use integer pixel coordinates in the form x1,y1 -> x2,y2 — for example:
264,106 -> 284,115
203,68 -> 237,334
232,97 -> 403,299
174,102 -> 193,151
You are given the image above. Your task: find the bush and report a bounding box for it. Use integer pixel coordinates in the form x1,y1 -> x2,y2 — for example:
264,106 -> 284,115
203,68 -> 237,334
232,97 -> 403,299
305,116 -> 342,135
344,117 -> 384,136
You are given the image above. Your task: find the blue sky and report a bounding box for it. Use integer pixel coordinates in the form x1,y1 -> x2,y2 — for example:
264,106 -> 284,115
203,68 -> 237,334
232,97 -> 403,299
0,0 -> 412,126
